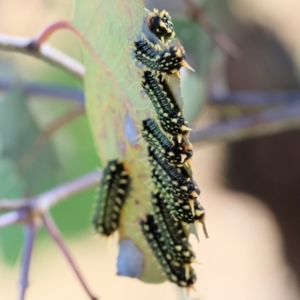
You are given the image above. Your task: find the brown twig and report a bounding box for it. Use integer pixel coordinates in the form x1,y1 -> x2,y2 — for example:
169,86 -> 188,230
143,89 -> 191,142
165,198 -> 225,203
34,170 -> 101,212
0,199 -> 31,212
19,223 -> 38,300
0,26 -> 84,79
0,171 -> 101,300
0,210 -> 28,228
209,90 -> 300,106
190,102 -> 300,144
0,79 -> 84,103
182,0 -> 242,59
30,21 -> 78,49
0,171 -> 102,224
42,213 -> 98,300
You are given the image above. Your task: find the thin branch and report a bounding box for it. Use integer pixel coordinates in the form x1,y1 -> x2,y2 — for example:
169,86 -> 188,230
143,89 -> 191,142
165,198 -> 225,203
34,171 -> 101,212
0,79 -> 84,103
41,106 -> 85,137
42,213 -> 98,300
0,199 -> 31,212
31,21 -> 77,49
190,102 -> 300,144
0,171 -> 101,227
2,77 -> 300,109
209,90 -> 300,106
0,32 -> 84,79
0,210 -> 28,228
19,223 -> 38,300
182,0 -> 242,59
0,171 -> 101,299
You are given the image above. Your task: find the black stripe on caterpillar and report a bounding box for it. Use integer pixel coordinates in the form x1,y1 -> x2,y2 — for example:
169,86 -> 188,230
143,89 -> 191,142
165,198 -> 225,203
148,147 -> 200,202
134,38 -> 193,76
140,214 -> 197,288
142,118 -> 192,167
151,181 -> 208,237
92,160 -> 130,236
146,9 -> 175,44
141,70 -> 192,142
151,171 -> 205,224
151,192 -> 196,264
147,148 -> 207,226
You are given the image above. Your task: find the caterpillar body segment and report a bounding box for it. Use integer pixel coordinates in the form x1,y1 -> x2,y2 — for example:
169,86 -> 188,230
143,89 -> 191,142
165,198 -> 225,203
147,149 -> 206,224
148,148 -> 200,202
92,160 -> 130,236
141,71 -> 191,141
134,38 -> 192,75
140,214 -> 197,288
142,118 -> 192,166
151,192 -> 196,264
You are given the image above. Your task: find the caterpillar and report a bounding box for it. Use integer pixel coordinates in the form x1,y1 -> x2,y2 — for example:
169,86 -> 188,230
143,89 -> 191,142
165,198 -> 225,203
170,196 -> 206,225
151,192 -> 196,264
141,70 -> 192,143
92,160 -> 130,236
134,38 -> 193,76
148,149 -> 207,226
152,172 -> 205,225
140,214 -> 197,288
152,177 -> 208,238
142,118 -> 192,167
146,9 -> 175,44
148,148 -> 200,202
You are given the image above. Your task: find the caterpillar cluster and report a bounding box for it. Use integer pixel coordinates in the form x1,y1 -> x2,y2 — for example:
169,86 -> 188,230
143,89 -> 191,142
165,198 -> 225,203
142,118 -> 192,167
141,214 -> 196,287
134,9 -> 208,289
92,8 -> 207,291
92,160 -> 130,237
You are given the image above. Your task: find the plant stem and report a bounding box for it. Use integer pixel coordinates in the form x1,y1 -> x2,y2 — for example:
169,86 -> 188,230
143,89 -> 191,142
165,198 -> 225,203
0,80 -> 84,103
209,90 -> 300,106
0,210 -> 28,228
190,103 -> 300,144
19,223 -> 38,300
0,171 -> 102,225
34,171 -> 101,212
0,31 -> 84,79
42,213 -> 98,300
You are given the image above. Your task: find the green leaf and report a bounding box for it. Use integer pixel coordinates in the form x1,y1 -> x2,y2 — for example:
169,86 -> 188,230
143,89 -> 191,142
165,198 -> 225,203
0,84 -> 60,263
27,99 -> 101,236
72,0 -> 165,283
0,158 -> 24,263
50,114 -> 100,235
0,85 -> 59,195
0,226 -> 23,265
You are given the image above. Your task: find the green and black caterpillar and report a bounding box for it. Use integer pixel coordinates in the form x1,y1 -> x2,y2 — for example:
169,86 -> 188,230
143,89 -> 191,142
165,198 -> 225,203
92,8 -> 207,291
134,8 -> 208,290
141,214 -> 197,287
92,160 -> 130,237
141,71 -> 191,142
142,118 -> 192,167
146,9 -> 175,43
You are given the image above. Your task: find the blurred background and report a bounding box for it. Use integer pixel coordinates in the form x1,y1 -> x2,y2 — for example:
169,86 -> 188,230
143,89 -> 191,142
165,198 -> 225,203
1,0 -> 300,299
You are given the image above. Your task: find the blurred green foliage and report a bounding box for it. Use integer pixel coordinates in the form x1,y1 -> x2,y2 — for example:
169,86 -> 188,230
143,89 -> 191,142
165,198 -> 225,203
0,1 -> 210,268
0,78 -> 100,263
